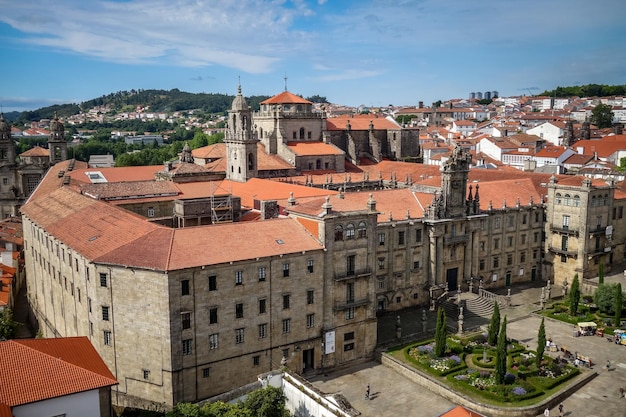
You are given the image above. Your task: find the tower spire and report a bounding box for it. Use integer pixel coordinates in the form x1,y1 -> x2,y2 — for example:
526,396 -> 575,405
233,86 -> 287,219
284,73 -> 288,91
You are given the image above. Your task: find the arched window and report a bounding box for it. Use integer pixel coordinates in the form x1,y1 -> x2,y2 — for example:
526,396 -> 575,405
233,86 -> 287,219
300,127 -> 305,139
555,193 -> 562,205
334,225 -> 344,241
358,221 -> 367,238
564,194 -> 571,206
346,223 -> 355,240
591,196 -> 597,206
604,194 -> 609,205
573,195 -> 580,207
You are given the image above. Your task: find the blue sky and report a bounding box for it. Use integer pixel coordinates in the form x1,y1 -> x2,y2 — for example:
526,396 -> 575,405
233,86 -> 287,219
0,0 -> 625,112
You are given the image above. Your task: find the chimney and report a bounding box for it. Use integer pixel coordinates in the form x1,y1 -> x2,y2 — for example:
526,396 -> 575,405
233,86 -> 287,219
418,101 -> 423,109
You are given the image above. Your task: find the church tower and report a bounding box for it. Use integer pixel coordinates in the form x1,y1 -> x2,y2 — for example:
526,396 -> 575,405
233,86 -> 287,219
440,145 -> 472,218
0,113 -> 16,166
225,84 -> 258,182
48,113 -> 68,165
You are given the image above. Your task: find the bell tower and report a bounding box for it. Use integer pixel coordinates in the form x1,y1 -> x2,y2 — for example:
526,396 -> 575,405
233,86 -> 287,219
440,145 -> 472,218
48,113 -> 68,165
0,113 -> 16,166
225,84 -> 258,182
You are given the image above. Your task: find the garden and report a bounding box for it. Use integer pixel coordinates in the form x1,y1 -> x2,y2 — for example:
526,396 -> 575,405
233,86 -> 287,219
390,305 -> 581,406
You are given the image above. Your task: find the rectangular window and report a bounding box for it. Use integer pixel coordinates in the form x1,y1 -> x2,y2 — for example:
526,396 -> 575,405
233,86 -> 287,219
562,215 -> 570,229
99,273 -> 107,287
209,275 -> 217,291
182,312 -> 191,329
619,206 -> 624,219
143,369 -> 150,380
378,279 -> 385,289
346,282 -> 355,303
346,255 -> 356,276
307,290 -> 314,305
494,238 -> 500,250
236,303 -> 244,318
507,236 -> 513,247
413,261 -> 420,270
147,207 -> 155,217
253,356 -> 260,366
209,307 -> 218,324
378,257 -> 385,270
344,343 -> 354,351
283,263 -> 290,277
521,234 -> 526,244
259,298 -> 267,314
282,318 -> 291,333
235,271 -> 243,286
235,328 -> 244,344
533,249 -> 539,260
283,294 -> 290,309
181,279 -> 190,295
562,235 -> 568,251
493,257 -> 499,268
102,306 -> 110,321
379,233 -> 385,246
520,251 -> 526,263
282,348 -> 289,359
209,333 -> 218,350
182,339 -> 192,355
306,313 -> 315,328
307,259 -> 314,273
258,267 -> 266,281
534,232 -> 539,243
345,307 -> 355,320
494,218 -> 501,229
507,253 -> 513,266
508,215 -> 514,227
415,229 -> 422,243
202,367 -> 210,378
480,241 -> 485,251
258,323 -> 267,339
104,330 -> 112,346
398,231 -> 405,245
522,214 -> 527,225
344,331 -> 355,341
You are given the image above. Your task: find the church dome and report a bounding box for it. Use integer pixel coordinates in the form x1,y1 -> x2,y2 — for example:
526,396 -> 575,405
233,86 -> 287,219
231,84 -> 249,111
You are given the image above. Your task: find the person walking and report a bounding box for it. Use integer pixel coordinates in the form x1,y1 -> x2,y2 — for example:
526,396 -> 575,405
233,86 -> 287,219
365,384 -> 370,400
558,403 -> 564,415
543,407 -> 550,417
607,360 -> 611,371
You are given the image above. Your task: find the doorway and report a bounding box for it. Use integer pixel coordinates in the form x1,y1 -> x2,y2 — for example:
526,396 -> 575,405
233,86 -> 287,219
531,267 -> 537,281
446,267 -> 458,291
505,271 -> 512,286
303,348 -> 314,372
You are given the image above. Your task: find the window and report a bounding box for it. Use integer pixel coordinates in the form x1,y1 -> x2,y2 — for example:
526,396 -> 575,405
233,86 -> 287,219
307,290 -> 314,304
480,241 -> 485,251
346,223 -> 355,239
147,207 -> 155,218
253,356 -> 260,366
259,298 -> 267,314
345,307 -> 355,320
562,215 -> 570,229
508,215 -> 514,227
182,339 -> 192,355
259,323 -> 267,339
282,348 -> 289,359
182,312 -> 191,329
494,238 -> 500,250
534,232 -> 539,243
415,229 -> 422,243
619,206 -> 624,219
379,233 -> 385,246
346,282 -> 355,303
104,331 -> 112,346
258,267 -> 266,281
346,255 -> 356,276
564,194 -> 571,206
358,222 -> 367,238
181,279 -> 190,296
283,294 -> 290,309
493,256 -> 500,268
307,313 -> 315,328
344,343 -> 354,351
209,307 -> 218,324
555,193 -> 562,204
209,275 -> 217,291
88,298 -> 92,313
378,277 -> 385,289
494,218 -> 501,229
100,273 -> 107,287
522,214 -> 527,225
202,367 -> 210,378
236,303 -> 244,318
235,328 -> 244,344
507,253 -> 513,266
378,257 -> 385,270
102,306 -> 110,321
413,261 -> 420,270
143,369 -> 150,380
307,259 -> 314,273
507,236 -> 513,247
535,212 -> 540,223
520,251 -> 526,263
209,333 -> 218,349
561,235 -> 568,251
235,271 -> 243,286
533,249 -> 539,260
521,234 -> 526,244
334,225 -> 344,241
283,263 -> 290,277
344,331 -> 355,341
398,231 -> 405,245
282,318 -> 291,333
573,195 -> 580,207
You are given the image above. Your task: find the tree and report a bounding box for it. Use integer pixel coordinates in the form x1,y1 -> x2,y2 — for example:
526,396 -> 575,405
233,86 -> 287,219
243,386 -> 289,417
570,274 -> 581,316
495,316 -> 508,385
614,283 -> 623,327
434,307 -> 447,357
590,103 -> 614,129
594,283 -> 618,314
536,317 -> 546,367
487,302 -> 501,346
0,309 -> 19,340
598,262 -> 604,284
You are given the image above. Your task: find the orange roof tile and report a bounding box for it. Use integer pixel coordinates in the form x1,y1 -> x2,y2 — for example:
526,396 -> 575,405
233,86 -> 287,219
68,165 -> 163,185
19,145 -> 49,157
326,114 -> 399,131
439,405 -> 486,417
261,91 -> 312,105
0,337 -> 117,407
287,142 -> 344,156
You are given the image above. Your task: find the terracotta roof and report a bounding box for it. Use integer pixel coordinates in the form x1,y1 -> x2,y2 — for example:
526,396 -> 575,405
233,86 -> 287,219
438,405 -> 486,417
287,142 -> 344,156
535,146 -> 568,157
326,114 -> 400,131
0,337 -> 117,407
260,91 -> 312,105
574,135 -> 626,158
192,143 -> 226,159
68,165 -> 163,185
19,146 -> 49,157
80,180 -> 180,200
563,153 -> 594,166
193,143 -> 292,171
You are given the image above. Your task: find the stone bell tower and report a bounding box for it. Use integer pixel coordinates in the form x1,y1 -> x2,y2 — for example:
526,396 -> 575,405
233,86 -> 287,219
48,113 -> 68,165
440,145 -> 472,218
225,84 -> 258,182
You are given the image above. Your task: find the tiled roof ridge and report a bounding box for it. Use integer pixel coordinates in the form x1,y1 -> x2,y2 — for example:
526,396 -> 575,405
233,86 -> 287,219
164,227 -> 176,271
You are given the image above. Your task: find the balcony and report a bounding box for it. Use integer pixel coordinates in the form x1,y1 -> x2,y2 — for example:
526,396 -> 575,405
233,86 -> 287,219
588,246 -> 612,257
549,225 -> 579,236
588,226 -> 606,237
334,296 -> 370,311
444,234 -> 469,245
548,246 -> 578,259
334,267 -> 372,281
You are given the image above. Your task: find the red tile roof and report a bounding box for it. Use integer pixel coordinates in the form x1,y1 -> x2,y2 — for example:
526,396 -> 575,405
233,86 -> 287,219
261,91 -> 312,105
326,114 -> 399,131
438,405 -> 486,417
0,337 -> 117,407
19,146 -> 49,157
287,142 -> 344,156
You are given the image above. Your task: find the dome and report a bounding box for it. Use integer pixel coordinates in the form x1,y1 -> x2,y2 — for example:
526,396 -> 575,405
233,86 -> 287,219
231,84 -> 249,111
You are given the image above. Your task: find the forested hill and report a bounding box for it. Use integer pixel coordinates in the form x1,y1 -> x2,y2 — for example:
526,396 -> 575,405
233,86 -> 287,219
16,89 -> 330,123
540,84 -> 626,98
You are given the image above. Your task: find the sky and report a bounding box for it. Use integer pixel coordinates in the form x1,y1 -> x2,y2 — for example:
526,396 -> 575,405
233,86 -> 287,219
0,0 -> 625,112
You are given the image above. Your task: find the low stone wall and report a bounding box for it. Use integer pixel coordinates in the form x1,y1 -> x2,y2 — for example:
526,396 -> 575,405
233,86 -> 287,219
378,350 -> 597,417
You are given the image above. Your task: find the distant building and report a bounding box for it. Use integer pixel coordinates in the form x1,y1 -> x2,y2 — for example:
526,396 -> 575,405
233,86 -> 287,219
124,135 -> 164,146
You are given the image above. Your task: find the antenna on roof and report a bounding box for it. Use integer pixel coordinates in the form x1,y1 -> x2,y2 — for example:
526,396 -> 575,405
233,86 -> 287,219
284,73 -> 288,91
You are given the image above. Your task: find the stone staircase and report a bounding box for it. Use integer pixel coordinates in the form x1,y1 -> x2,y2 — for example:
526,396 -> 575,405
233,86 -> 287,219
439,293 -> 502,322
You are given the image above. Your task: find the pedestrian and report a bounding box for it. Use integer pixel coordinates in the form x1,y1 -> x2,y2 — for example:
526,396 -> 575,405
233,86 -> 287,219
366,384 -> 370,400
558,403 -> 564,415
544,407 -> 550,417
607,360 -> 611,371
620,387 -> 625,398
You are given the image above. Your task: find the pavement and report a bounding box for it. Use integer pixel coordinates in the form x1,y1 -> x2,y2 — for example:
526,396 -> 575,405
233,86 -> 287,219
310,265 -> 626,417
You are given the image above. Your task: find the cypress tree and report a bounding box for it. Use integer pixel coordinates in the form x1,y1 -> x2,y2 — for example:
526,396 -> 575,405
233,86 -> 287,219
487,302 -> 501,346
434,307 -> 447,357
536,317 -> 546,367
599,262 -> 604,284
614,283 -> 623,327
495,316 -> 508,385
570,274 -> 580,316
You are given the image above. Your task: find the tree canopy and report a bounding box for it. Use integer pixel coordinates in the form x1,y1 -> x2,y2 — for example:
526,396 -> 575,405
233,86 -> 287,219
590,104 -> 614,129
540,84 -> 626,98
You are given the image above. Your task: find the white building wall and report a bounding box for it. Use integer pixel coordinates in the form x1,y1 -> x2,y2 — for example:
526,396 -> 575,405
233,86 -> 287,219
13,389 -> 99,417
